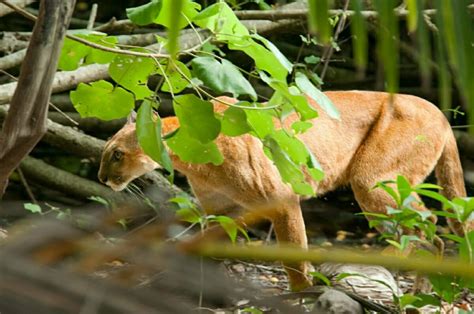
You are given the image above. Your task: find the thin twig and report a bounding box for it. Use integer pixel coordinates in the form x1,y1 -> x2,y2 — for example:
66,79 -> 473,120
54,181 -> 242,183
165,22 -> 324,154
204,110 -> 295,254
320,0 -> 350,81
87,3 -> 98,31
17,167 -> 37,203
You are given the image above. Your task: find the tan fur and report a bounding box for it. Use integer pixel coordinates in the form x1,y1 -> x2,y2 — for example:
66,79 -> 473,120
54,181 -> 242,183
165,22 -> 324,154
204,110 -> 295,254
99,91 -> 471,291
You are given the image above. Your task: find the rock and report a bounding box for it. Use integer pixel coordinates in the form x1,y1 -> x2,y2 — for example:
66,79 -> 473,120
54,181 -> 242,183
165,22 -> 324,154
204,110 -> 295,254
312,288 -> 363,314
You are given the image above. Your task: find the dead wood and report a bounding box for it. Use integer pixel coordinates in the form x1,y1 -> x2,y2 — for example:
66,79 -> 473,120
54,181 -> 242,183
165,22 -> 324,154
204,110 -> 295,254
0,0 -> 34,17
0,0 -> 76,196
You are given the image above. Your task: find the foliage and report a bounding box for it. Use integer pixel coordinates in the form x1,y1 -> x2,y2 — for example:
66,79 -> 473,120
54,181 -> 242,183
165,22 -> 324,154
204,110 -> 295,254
64,0 -> 337,196
169,194 -> 249,243
366,175 -> 474,311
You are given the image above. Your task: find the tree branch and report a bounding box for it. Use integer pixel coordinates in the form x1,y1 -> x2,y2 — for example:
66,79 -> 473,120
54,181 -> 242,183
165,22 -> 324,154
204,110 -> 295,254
0,0 -> 76,196
0,0 -> 34,17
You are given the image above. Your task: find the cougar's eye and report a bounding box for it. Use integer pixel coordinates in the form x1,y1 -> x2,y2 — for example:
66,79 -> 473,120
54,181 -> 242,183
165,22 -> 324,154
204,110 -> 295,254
113,150 -> 123,161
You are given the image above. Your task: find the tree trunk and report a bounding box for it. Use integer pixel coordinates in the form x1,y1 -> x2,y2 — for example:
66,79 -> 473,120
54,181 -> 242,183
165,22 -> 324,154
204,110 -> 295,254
0,0 -> 76,196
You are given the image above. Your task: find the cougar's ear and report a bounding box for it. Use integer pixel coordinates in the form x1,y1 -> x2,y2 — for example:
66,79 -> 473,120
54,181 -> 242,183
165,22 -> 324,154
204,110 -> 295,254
127,110 -> 137,124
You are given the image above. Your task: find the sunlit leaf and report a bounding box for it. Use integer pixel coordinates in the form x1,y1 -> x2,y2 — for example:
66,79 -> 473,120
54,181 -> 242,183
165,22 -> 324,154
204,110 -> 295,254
126,0 -> 200,29
70,80 -> 134,120
166,129 -> 223,165
251,33 -> 293,73
109,53 -> 156,100
221,107 -> 251,136
295,72 -> 339,119
159,60 -> 191,93
173,94 -> 221,143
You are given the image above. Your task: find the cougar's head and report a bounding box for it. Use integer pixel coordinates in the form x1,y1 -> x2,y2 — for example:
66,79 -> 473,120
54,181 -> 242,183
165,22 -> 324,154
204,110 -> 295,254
98,121 -> 159,191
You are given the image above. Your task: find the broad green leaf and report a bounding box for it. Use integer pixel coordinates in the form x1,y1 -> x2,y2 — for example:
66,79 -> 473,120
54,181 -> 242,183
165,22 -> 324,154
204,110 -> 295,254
58,33 -> 118,71
271,130 -> 308,164
229,38 -> 288,81
109,54 -> 156,100
245,109 -> 275,139
173,94 -> 221,143
84,34 -> 118,65
291,121 -> 313,134
70,80 -> 134,120
259,72 -> 318,120
160,60 -> 191,93
265,137 -> 314,196
213,215 -> 238,243
136,99 -> 173,175
166,129 -> 223,165
350,0 -> 368,73
24,203 -> 42,214
295,72 -> 339,119
221,107 -> 251,136
307,0 -> 331,44
429,274 -> 460,303
167,0 -> 183,57
193,2 -> 248,41
176,207 -> 201,223
126,0 -> 200,29
191,56 -> 257,100
399,294 -> 421,309
374,0 -> 399,93
251,34 -> 293,73
58,38 -> 91,71
411,294 -> 441,308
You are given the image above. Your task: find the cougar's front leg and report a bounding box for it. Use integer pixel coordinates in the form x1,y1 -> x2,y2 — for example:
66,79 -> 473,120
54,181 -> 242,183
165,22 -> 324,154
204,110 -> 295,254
271,198 -> 313,291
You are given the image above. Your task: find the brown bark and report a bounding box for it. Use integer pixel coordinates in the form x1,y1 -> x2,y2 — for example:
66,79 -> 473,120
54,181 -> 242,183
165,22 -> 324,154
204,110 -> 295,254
0,0 -> 76,196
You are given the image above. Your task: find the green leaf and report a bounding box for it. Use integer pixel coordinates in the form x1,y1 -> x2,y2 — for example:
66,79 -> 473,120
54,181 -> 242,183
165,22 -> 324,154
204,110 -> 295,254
70,80 -> 135,120
271,130 -> 308,164
136,99 -> 173,175
24,203 -> 42,214
213,215 -> 238,243
386,239 -> 402,250
109,53 -> 156,100
166,129 -> 223,165
193,2 -> 248,41
191,56 -> 257,100
295,72 -> 340,119
459,231 -> 474,263
309,271 -> 331,286
396,175 -> 412,204
399,294 -> 422,309
304,55 -> 320,65
126,0 -> 200,29
265,137 -> 314,196
400,235 -> 421,251
58,33 -> 118,71
245,109 -> 275,139
259,72 -> 318,121
251,33 -> 293,73
221,107 -> 251,136
229,37 -> 288,81
159,60 -> 191,93
173,94 -> 221,143
58,38 -> 91,71
291,121 -> 313,134
411,293 -> 441,308
176,207 -> 201,224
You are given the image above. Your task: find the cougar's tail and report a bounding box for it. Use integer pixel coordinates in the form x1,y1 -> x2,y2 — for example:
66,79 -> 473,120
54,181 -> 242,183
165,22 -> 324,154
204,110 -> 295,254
435,130 -> 471,235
